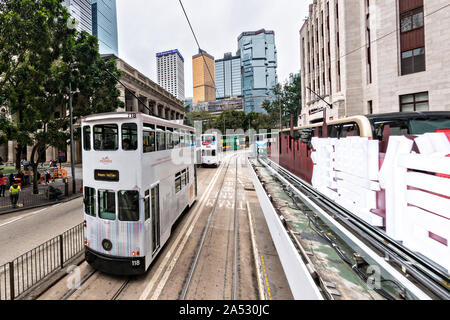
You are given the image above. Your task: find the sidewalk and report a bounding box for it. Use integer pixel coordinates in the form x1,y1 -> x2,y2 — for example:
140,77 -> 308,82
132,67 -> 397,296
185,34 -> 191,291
0,179 -> 83,215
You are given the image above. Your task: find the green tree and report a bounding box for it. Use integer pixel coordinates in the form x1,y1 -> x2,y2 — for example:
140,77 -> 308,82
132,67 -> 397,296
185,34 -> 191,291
0,0 -> 122,193
262,76 -> 302,129
185,110 -> 216,131
246,112 -> 276,131
213,110 -> 246,133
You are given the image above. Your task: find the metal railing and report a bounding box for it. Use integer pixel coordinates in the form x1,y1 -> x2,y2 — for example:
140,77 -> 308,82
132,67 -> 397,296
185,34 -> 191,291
0,179 -> 83,213
0,223 -> 84,300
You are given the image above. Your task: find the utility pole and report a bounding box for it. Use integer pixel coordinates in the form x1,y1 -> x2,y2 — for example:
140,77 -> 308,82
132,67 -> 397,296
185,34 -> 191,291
69,81 -> 76,194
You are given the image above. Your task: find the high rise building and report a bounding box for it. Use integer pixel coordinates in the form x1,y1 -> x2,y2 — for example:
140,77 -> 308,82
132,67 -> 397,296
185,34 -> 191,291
91,0 -> 119,56
63,0 -> 92,34
238,29 -> 278,114
215,52 -> 242,100
192,50 -> 215,104
156,49 -> 185,101
299,0 -> 450,125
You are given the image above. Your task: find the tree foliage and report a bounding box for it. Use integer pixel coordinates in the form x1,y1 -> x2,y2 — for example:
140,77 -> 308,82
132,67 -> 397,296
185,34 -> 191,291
0,0 -> 123,193
262,76 -> 302,128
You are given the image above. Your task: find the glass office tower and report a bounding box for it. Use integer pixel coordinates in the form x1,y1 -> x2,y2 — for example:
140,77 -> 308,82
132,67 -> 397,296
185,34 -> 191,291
91,0 -> 119,56
215,52 -> 242,100
63,0 -> 92,34
238,29 -> 278,114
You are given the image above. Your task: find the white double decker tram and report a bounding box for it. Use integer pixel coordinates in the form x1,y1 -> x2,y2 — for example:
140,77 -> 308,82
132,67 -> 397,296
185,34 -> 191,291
201,133 -> 221,167
81,112 -> 197,275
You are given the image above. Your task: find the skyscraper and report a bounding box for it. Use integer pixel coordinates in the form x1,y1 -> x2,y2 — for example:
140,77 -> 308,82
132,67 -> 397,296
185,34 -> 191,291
63,0 -> 92,34
215,52 -> 242,100
192,50 -> 215,104
238,29 -> 278,114
91,0 -> 119,56
157,49 -> 185,101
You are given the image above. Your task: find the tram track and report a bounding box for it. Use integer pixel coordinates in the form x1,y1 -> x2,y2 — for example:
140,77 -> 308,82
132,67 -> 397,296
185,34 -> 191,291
181,154 -> 241,300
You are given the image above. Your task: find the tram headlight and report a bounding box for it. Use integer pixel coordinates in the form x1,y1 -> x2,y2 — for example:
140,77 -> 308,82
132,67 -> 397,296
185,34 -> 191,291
102,239 -> 113,252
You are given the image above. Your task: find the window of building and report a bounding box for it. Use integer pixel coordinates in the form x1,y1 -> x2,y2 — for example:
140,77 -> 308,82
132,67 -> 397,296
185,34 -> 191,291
400,92 -> 429,112
401,47 -> 425,75
400,7 -> 424,33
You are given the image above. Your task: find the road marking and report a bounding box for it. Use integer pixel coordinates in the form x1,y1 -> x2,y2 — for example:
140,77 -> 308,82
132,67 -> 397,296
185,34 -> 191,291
139,161 -> 226,300
0,208 -> 48,228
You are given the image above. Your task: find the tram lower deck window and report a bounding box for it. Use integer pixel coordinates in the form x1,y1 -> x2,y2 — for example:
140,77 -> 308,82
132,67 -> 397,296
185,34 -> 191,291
118,191 -> 140,222
98,190 -> 116,221
94,124 -> 118,151
84,187 -> 96,216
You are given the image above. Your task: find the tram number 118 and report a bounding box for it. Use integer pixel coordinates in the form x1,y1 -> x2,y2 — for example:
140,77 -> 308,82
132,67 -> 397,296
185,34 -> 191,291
131,260 -> 140,267
128,113 -> 137,119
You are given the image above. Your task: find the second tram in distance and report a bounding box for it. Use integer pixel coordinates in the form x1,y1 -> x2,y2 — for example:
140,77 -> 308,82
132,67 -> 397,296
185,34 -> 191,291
201,133 -> 221,167
81,112 -> 197,275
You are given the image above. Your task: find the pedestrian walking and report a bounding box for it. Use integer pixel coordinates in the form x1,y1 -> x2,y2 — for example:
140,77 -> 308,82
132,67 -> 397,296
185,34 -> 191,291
0,173 -> 6,197
8,173 -> 14,188
9,180 -> 21,208
45,170 -> 51,184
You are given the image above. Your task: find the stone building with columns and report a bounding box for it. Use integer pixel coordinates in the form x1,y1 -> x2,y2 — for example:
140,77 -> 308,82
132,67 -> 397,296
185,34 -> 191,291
0,54 -> 185,166
300,0 -> 450,125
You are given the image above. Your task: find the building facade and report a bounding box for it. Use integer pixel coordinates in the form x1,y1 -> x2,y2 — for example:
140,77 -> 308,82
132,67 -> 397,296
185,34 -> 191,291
300,0 -> 450,125
215,52 -> 242,100
0,55 -> 185,165
157,49 -> 185,101
192,50 -> 216,104
91,0 -> 119,56
238,29 -> 278,114
63,0 -> 92,34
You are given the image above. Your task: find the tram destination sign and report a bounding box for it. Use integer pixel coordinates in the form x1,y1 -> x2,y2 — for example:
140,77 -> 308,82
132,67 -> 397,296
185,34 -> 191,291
94,170 -> 120,182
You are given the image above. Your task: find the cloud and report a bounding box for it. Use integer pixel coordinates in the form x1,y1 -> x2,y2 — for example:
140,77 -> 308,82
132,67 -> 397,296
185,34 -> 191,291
117,0 -> 310,99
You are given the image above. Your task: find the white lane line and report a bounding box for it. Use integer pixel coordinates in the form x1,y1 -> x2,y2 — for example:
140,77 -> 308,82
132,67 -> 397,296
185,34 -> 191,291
0,207 -> 48,228
139,162 -> 226,300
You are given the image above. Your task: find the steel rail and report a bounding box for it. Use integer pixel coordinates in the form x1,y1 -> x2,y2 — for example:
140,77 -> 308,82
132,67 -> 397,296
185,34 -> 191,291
260,157 -> 450,300
180,154 -> 237,300
233,157 -> 239,300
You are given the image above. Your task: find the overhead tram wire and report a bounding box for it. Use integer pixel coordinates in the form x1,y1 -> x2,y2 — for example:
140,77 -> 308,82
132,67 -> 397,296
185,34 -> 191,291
178,0 -> 217,96
300,2 -> 450,82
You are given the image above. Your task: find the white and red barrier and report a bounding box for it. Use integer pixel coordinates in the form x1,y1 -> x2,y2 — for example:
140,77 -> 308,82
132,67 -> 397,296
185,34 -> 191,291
311,133 -> 450,272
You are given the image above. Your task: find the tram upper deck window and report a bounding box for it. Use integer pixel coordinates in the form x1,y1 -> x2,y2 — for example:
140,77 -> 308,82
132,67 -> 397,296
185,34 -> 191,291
156,129 -> 166,151
175,172 -> 182,193
94,124 -> 118,151
166,131 -> 174,150
340,122 -> 360,138
98,190 -> 116,221
84,187 -> 96,216
143,131 -> 155,153
122,123 -> 138,151
173,132 -> 180,148
118,191 -> 140,222
83,126 -> 91,151
180,132 -> 185,148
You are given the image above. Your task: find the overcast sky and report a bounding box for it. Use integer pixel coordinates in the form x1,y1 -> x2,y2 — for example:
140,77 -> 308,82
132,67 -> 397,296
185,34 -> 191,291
116,0 -> 311,99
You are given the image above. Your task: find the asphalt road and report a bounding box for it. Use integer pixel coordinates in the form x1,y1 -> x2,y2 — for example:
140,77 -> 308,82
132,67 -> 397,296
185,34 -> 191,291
0,198 -> 83,266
